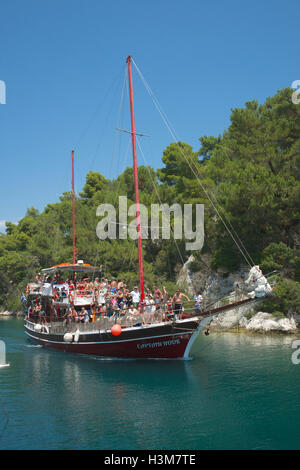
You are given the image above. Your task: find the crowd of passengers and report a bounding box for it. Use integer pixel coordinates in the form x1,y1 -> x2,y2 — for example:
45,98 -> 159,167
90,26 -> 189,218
26,274 -> 205,326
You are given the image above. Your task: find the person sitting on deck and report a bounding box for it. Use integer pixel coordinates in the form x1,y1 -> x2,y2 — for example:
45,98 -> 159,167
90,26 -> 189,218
128,305 -> 144,327
78,307 -> 86,323
166,302 -> 174,322
84,310 -> 90,323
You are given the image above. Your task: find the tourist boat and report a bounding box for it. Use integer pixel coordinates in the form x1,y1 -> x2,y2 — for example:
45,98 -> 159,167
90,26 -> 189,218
24,56 -> 270,359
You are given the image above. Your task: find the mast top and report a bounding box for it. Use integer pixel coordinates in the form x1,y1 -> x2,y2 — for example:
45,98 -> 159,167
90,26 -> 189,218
126,55 -> 132,64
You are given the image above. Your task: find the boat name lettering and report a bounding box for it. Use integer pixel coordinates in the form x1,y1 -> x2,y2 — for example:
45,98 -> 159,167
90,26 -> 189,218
137,338 -> 180,349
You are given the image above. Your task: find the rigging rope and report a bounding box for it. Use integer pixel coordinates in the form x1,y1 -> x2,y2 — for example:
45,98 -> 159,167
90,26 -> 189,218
132,59 -> 254,268
136,137 -> 185,267
91,69 -> 128,280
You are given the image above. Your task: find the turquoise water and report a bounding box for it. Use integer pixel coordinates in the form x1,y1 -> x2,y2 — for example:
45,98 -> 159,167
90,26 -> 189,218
0,318 -> 300,450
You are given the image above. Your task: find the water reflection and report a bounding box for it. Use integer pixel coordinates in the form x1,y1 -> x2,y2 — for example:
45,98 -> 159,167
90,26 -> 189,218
2,319 -> 300,450
194,330 -> 297,353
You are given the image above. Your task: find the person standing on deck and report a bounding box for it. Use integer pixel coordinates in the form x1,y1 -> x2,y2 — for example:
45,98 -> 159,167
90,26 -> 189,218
161,286 -> 169,318
194,291 -> 204,314
153,286 -> 162,306
172,290 -> 191,320
131,287 -> 140,308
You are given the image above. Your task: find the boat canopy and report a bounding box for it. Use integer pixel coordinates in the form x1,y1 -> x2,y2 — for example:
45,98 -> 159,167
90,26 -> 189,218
41,262 -> 101,274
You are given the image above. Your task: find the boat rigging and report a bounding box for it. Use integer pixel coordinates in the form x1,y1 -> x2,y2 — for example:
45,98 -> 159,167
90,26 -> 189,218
22,56 -> 273,359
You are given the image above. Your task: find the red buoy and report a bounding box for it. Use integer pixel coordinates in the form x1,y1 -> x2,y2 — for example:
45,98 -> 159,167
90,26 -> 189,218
111,324 -> 122,336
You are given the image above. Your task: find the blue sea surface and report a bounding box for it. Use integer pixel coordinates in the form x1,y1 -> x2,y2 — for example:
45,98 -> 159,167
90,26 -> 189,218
0,318 -> 299,450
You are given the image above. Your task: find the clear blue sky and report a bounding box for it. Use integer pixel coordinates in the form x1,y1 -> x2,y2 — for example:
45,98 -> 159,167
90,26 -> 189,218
0,0 -> 299,230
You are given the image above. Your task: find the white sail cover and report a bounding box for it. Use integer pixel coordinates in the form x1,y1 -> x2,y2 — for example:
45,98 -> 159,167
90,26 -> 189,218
245,266 -> 272,298
74,295 -> 93,306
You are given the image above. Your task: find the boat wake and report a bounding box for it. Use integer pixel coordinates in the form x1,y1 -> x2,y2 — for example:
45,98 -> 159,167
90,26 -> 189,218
83,354 -> 194,362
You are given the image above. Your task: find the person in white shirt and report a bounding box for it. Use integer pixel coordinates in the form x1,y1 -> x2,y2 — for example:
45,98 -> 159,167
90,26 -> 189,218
194,291 -> 203,314
130,287 -> 140,307
98,288 -> 106,306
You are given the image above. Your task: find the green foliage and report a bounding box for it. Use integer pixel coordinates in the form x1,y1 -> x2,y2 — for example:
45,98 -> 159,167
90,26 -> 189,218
244,311 -> 255,320
1,87 -> 300,312
270,311 -> 286,320
157,142 -> 199,186
189,258 -> 203,273
260,278 -> 300,315
79,171 -> 109,200
198,135 -> 221,161
210,238 -> 241,272
261,242 -> 300,280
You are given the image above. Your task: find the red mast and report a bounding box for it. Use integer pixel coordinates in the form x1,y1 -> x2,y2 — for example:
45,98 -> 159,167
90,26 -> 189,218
126,56 -> 145,302
72,150 -> 76,265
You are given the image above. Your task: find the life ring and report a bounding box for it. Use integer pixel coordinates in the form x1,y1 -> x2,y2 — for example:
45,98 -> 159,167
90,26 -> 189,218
69,293 -> 74,303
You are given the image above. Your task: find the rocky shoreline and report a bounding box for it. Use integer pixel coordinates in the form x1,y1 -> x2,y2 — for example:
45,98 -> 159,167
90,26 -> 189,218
0,310 -> 23,317
209,310 -> 298,334
176,255 -> 299,335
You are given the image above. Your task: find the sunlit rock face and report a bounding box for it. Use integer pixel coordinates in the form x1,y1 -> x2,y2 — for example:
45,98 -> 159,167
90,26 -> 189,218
177,258 -> 298,333
210,310 -> 297,333
244,312 -> 297,333
176,254 -> 249,303
209,303 -> 256,330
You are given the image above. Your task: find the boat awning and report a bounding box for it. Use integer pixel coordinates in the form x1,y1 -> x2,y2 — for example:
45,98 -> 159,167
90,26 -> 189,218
41,263 -> 101,274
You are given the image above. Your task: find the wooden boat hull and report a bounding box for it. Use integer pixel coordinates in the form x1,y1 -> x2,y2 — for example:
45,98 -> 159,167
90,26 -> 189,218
24,317 -> 211,360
